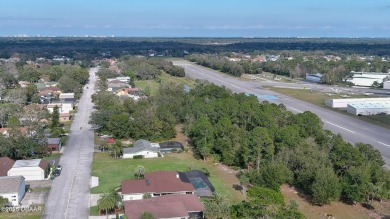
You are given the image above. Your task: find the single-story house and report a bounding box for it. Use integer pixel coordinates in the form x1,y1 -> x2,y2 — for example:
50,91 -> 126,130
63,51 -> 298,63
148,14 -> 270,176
60,112 -> 71,122
158,141 -> 184,153
107,80 -> 130,92
47,102 -> 74,114
59,93 -> 75,100
121,171 -> 195,201
124,194 -> 204,219
47,138 -> 62,153
0,176 -> 26,206
123,139 -> 160,159
47,103 -> 62,113
0,157 -> 15,176
8,159 -> 49,181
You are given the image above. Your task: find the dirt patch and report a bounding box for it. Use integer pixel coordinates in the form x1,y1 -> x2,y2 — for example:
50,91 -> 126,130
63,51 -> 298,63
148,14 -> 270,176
172,124 -> 188,143
281,184 -> 390,219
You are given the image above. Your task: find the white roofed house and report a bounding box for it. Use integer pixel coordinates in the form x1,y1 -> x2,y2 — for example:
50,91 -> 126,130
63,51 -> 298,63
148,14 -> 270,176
0,176 -> 26,206
58,93 -> 75,100
47,101 -> 74,114
8,159 -> 49,181
123,139 -> 160,159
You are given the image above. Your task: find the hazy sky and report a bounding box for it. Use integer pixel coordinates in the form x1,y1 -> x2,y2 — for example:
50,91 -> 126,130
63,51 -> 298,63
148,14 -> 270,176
1,0 -> 390,37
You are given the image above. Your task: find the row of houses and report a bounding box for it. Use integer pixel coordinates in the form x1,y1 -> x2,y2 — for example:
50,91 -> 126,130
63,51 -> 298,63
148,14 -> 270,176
0,157 -> 50,206
120,170 -> 214,218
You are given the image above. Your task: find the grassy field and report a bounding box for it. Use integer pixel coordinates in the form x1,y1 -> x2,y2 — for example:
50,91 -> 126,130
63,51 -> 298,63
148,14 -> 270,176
134,72 -> 197,96
90,152 -> 244,204
267,87 -> 390,128
134,80 -> 160,96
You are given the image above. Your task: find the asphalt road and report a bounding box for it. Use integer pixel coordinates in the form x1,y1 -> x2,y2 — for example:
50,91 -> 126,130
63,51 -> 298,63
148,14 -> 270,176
43,67 -> 98,219
173,61 -> 390,168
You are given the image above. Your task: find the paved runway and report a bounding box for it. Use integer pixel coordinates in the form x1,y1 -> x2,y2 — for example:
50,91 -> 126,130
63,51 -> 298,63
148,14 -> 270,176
174,61 -> 390,168
43,68 -> 98,219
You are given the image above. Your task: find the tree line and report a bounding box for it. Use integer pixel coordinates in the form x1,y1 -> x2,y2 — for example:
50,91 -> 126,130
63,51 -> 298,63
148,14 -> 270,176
185,53 -> 390,85
185,84 -> 390,208
117,56 -> 185,80
90,80 -> 390,215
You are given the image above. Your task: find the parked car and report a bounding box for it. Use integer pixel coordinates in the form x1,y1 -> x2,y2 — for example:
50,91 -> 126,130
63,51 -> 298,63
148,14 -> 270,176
56,165 -> 62,170
53,169 -> 61,177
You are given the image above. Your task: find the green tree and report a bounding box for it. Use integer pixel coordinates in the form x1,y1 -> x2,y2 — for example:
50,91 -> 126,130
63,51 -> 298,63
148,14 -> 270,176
24,84 -> 38,102
0,196 -> 9,209
311,166 -> 341,205
51,106 -> 60,129
249,127 -> 274,172
139,211 -> 155,219
204,193 -> 230,219
97,193 -> 116,219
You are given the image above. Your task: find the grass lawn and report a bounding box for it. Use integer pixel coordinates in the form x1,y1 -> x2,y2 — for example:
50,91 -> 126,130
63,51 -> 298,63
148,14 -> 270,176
267,87 -> 390,128
160,72 -> 197,88
135,73 -> 197,96
134,80 -> 160,96
90,206 -> 100,216
91,152 -> 244,204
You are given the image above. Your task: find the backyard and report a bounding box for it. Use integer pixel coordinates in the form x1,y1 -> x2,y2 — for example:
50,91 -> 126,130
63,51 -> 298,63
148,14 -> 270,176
90,152 -> 245,204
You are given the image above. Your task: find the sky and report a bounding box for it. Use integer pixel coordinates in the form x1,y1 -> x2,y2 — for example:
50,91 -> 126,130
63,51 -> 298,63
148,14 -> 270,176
0,0 -> 390,37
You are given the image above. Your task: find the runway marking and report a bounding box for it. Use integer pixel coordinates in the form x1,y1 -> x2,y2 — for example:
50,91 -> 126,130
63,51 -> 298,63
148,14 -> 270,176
324,121 -> 355,133
378,142 -> 390,148
290,107 -> 303,113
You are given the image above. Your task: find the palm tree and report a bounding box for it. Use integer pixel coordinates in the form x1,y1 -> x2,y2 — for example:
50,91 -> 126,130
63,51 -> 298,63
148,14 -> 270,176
97,193 -> 116,219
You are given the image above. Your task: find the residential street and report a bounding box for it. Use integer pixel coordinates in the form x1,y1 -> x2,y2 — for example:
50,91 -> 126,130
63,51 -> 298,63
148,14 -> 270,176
43,67 -> 98,219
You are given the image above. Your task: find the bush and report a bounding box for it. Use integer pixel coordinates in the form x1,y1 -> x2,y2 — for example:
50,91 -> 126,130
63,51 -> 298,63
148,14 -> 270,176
133,155 -> 144,159
201,167 -> 211,177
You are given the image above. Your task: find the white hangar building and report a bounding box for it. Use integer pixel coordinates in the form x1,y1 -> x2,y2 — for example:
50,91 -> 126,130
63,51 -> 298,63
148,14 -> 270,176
347,102 -> 390,116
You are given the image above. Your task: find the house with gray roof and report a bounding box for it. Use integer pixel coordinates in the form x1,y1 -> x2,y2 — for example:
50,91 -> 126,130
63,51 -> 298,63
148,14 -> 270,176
0,176 -> 26,206
123,139 -> 160,159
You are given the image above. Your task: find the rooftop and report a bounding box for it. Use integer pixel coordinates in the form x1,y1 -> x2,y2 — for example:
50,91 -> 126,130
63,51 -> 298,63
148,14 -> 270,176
123,139 -> 159,154
0,157 -> 15,176
0,176 -> 24,194
12,159 -> 48,169
121,171 -> 195,194
348,102 -> 390,109
124,194 -> 203,219
47,138 -> 61,145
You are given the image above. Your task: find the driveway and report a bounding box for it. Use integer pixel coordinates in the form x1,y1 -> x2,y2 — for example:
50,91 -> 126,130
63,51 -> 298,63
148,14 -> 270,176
43,68 -> 98,219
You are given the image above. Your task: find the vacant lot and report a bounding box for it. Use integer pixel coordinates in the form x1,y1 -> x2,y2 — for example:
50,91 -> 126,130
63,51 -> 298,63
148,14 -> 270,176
91,152 -> 244,204
135,72 -> 197,96
282,184 -> 390,219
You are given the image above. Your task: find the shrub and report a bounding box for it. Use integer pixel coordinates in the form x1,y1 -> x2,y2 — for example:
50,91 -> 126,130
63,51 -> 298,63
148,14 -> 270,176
201,167 -> 211,177
133,155 -> 144,159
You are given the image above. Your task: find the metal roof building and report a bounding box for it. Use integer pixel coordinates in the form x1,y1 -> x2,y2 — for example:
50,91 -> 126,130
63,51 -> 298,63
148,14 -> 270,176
347,102 -> 390,116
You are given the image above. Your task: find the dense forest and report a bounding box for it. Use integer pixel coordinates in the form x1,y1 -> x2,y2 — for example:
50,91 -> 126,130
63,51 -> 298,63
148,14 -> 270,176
1,37 -> 390,60
90,81 -> 390,217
